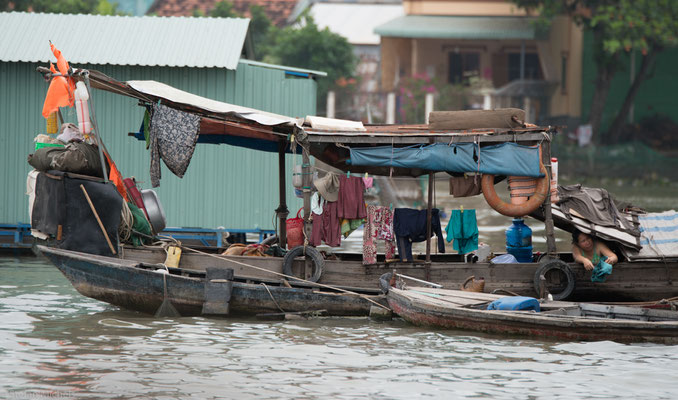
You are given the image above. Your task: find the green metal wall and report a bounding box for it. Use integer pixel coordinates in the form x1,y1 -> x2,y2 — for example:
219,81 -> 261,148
0,61 -> 314,230
580,30 -> 678,132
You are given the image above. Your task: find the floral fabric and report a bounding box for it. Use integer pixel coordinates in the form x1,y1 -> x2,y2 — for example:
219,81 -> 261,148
363,205 -> 396,265
149,103 -> 200,187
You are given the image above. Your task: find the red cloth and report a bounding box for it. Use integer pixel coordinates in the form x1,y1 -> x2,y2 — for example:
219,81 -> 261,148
337,175 -> 366,219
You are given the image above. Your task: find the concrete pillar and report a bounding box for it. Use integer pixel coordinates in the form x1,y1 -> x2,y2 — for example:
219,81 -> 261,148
386,92 -> 396,124
326,90 -> 335,118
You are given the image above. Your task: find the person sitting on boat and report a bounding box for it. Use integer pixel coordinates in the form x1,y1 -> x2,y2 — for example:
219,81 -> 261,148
571,230 -> 617,271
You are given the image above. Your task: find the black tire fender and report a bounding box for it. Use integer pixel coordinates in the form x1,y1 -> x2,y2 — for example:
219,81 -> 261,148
533,259 -> 576,301
282,245 -> 325,283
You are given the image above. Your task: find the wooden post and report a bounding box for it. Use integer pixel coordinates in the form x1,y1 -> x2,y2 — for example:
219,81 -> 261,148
302,145 -> 312,241
424,172 -> 434,280
425,173 -> 433,262
277,140 -> 288,247
542,140 -> 557,257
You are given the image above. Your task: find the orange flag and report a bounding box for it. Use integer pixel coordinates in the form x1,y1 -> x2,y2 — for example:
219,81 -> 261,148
42,44 -> 75,118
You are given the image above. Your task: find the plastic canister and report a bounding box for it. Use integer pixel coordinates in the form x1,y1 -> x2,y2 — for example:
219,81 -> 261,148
505,218 -> 533,262
74,81 -> 92,135
46,112 -> 58,134
550,157 -> 559,203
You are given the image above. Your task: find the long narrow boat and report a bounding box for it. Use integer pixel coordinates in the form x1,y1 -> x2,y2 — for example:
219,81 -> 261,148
39,245 -> 385,317
384,282 -> 678,344
32,67 -> 678,309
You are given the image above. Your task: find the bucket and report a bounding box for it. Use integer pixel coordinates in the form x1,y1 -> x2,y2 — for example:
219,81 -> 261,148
507,176 -> 536,205
506,218 -> 533,262
286,207 -> 304,249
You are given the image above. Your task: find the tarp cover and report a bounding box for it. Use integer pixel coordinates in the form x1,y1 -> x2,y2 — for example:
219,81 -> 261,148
348,142 -> 543,177
32,171 -> 122,256
635,211 -> 678,259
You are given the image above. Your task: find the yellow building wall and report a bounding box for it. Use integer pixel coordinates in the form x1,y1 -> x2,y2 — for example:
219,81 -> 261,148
404,0 -> 529,16
380,2 -> 583,118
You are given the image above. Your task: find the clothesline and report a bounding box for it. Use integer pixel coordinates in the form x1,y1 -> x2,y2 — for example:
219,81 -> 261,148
309,164 -> 468,181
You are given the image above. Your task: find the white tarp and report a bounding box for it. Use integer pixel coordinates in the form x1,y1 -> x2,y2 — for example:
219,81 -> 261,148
127,80 -> 302,127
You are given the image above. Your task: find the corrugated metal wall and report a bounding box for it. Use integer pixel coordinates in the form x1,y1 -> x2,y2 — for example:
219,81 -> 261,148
0,61 -> 314,230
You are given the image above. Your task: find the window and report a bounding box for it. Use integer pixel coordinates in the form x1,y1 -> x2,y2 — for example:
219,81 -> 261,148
448,52 -> 480,84
507,53 -> 542,81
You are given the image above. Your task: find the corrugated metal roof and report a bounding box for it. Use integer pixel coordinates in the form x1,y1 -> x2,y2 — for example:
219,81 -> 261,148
375,16 -> 544,40
0,12 -> 249,69
309,3 -> 404,45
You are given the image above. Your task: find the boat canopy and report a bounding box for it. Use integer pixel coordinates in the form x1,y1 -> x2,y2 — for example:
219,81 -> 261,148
85,68 -> 555,176
348,142 -> 544,177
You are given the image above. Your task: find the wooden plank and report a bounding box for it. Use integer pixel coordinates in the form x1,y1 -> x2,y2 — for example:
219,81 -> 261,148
429,109 -> 525,130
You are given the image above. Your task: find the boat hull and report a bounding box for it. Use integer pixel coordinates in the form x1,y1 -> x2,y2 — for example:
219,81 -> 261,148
387,288 -> 678,344
40,246 -> 384,317
121,246 -> 678,302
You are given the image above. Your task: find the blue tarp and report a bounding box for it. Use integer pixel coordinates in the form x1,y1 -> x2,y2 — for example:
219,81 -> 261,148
348,142 -> 543,177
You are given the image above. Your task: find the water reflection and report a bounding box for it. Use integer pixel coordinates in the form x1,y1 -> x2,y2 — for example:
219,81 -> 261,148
3,252 -> 678,399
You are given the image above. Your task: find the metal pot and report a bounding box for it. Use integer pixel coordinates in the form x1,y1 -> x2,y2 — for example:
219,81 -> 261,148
140,189 -> 166,234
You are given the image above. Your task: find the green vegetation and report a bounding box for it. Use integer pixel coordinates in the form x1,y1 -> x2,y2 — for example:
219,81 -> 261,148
3,0 -> 124,14
512,0 -> 678,144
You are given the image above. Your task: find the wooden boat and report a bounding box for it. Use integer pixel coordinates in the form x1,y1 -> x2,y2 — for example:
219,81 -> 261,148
384,281 -> 678,344
33,68 -> 678,309
39,245 -> 386,318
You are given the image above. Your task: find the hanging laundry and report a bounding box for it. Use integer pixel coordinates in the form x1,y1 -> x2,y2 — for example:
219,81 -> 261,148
449,175 -> 482,197
446,209 -> 479,254
393,208 -> 445,262
149,103 -> 200,187
338,175 -> 366,219
341,218 -> 364,238
310,201 -> 341,247
363,205 -> 395,265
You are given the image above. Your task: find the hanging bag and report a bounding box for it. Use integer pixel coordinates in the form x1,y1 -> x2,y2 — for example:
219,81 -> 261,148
286,207 -> 305,249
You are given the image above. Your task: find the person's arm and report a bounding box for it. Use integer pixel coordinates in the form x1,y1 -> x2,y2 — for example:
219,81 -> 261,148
572,245 -> 594,271
597,242 -> 618,265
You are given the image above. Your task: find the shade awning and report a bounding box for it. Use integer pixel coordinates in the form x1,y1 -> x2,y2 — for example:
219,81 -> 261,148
374,16 -> 546,40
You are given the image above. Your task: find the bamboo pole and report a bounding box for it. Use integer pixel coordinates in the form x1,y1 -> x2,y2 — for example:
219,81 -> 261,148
80,184 -> 117,255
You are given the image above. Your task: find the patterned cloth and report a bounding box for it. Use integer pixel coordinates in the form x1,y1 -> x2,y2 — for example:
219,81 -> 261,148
149,103 -> 200,187
363,205 -> 396,265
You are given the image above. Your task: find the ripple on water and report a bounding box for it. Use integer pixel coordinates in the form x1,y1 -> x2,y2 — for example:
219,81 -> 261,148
2,258 -> 678,399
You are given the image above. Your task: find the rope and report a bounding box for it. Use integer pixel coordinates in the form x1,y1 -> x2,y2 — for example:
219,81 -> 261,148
118,201 -> 134,242
260,282 -> 285,313
180,245 -> 389,310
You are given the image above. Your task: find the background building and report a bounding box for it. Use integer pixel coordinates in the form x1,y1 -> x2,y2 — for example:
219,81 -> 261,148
0,12 -> 321,231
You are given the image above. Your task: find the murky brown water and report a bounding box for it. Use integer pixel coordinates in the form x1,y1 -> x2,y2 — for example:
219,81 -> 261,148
2,179 -> 677,399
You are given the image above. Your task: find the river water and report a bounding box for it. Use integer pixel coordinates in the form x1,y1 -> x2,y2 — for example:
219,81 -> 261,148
3,180 -> 678,399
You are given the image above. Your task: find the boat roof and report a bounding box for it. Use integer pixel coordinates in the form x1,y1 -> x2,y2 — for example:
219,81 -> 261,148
86,68 -> 556,159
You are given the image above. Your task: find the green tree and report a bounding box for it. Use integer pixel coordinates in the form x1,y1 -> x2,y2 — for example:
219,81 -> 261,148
512,0 -> 678,143
3,0 -> 123,14
209,0 -> 237,18
267,14 -> 356,113
595,0 -> 678,141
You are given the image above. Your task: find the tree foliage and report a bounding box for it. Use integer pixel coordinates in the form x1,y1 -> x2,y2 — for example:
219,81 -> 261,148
3,0 -> 123,14
512,0 -> 678,143
266,14 -> 356,111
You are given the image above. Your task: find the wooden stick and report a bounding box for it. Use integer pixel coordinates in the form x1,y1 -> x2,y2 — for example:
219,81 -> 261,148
80,184 -> 117,255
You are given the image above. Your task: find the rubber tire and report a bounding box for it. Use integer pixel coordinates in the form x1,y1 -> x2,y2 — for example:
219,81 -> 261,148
533,259 -> 576,301
282,245 -> 325,283
260,234 -> 278,246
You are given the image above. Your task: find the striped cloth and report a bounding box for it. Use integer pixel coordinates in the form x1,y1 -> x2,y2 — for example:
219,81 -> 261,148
636,211 -> 678,258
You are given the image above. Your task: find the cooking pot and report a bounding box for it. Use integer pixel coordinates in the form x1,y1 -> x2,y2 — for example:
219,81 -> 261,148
141,189 -> 166,234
